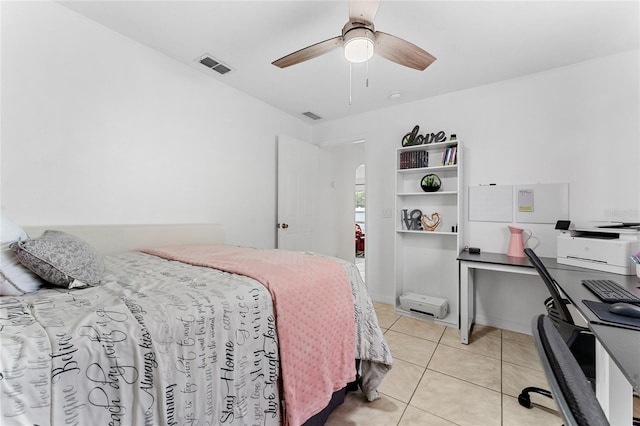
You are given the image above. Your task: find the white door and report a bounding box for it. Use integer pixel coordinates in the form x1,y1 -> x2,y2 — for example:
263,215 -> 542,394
277,135 -> 318,251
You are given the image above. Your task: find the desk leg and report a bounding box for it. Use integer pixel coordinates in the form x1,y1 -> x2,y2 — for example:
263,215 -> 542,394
459,263 -> 474,344
595,340 -> 632,425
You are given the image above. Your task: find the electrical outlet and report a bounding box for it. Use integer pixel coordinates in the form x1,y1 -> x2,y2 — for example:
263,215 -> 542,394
382,208 -> 392,218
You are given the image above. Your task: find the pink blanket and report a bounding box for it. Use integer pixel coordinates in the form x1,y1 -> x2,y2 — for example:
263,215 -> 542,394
142,245 -> 356,426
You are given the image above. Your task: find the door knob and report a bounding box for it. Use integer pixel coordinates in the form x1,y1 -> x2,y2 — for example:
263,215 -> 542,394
278,223 -> 289,229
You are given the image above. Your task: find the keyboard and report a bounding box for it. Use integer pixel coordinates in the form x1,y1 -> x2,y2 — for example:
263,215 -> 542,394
582,279 -> 640,303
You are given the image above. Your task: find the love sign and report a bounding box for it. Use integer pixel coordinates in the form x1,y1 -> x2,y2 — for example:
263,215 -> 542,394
401,209 -> 423,231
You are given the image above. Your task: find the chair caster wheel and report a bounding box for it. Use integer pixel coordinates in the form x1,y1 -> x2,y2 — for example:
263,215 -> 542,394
518,392 -> 532,408
518,386 -> 552,409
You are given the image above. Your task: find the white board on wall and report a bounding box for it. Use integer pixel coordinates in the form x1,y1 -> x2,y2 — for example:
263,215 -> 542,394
468,185 -> 513,222
515,183 -> 569,224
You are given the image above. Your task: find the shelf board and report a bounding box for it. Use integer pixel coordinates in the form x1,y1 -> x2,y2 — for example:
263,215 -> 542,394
397,191 -> 457,196
397,164 -> 457,173
396,230 -> 458,236
397,140 -> 460,153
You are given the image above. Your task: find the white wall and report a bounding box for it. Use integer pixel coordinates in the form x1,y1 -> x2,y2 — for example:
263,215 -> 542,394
312,50 -> 640,332
316,142 -> 365,261
0,1 -> 311,248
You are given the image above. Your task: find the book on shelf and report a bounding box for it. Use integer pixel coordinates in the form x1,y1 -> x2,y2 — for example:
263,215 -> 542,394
440,147 -> 458,166
400,150 -> 428,169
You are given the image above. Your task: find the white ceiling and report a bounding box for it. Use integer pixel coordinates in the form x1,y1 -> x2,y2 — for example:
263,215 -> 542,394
57,1 -> 639,123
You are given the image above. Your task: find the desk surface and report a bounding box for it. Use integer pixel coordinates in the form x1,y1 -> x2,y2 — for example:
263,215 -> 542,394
457,251 -> 640,297
457,251 -> 600,272
590,323 -> 640,393
457,251 -> 537,267
548,267 -> 640,311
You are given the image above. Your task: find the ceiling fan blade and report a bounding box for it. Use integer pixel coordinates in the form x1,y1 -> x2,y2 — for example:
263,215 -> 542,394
349,0 -> 380,24
272,36 -> 343,68
375,31 -> 436,71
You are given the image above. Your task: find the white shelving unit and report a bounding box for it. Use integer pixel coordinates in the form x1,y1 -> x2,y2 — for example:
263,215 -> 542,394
394,140 -> 463,327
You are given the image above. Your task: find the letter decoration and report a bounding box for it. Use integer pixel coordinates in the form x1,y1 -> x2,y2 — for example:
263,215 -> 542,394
402,209 -> 424,231
401,127 -> 450,146
401,125 -> 422,147
424,130 -> 446,144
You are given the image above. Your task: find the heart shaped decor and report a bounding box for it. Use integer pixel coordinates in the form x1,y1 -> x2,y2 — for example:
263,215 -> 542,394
421,212 -> 441,232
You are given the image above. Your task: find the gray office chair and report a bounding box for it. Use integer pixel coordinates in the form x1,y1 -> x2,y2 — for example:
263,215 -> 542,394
518,248 -> 595,408
531,314 -> 609,426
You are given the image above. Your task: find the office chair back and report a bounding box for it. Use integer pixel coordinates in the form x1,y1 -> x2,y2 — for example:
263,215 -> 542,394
532,315 -> 609,426
519,249 -> 596,410
524,248 -> 575,328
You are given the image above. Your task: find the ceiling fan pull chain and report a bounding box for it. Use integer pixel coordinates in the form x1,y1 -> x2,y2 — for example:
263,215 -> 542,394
366,56 -> 369,88
349,62 -> 353,105
366,42 -> 370,88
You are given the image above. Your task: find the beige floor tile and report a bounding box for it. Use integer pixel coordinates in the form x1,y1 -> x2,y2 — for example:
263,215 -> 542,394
325,390 -> 406,426
379,358 -> 425,403
390,316 -> 446,342
471,323 -> 503,339
410,370 -> 501,426
373,301 -> 396,313
439,325 -> 502,360
399,405 -> 457,425
502,395 -> 562,426
384,329 -> 438,367
502,328 -> 534,345
502,361 -> 557,411
502,336 -> 543,371
428,344 -> 501,391
377,308 -> 401,329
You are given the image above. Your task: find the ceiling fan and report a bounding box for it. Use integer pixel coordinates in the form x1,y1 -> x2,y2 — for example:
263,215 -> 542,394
272,0 -> 436,71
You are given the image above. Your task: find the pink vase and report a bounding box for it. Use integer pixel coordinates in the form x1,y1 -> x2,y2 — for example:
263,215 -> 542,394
507,226 -> 528,258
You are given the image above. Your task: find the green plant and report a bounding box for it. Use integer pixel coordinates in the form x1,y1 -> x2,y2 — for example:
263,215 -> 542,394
423,176 -> 436,186
421,174 -> 441,192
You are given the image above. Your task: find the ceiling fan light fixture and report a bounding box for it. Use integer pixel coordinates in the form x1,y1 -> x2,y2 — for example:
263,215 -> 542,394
272,1 -> 435,71
343,28 -> 375,63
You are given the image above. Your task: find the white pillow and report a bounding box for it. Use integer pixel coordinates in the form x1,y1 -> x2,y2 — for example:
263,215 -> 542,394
1,215 -> 43,295
1,214 -> 28,242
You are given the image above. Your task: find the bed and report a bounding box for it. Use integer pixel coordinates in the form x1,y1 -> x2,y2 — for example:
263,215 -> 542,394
0,223 -> 392,425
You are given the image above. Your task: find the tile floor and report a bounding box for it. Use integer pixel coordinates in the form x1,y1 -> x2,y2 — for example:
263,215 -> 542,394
326,302 -> 639,426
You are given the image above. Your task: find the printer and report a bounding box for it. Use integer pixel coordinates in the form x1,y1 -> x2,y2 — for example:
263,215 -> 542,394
557,223 -> 640,275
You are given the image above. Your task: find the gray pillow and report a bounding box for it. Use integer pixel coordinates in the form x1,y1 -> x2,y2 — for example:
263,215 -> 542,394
12,230 -> 104,288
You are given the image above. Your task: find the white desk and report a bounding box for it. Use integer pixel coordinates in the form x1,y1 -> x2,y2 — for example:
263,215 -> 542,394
458,251 -> 540,344
458,251 -> 639,425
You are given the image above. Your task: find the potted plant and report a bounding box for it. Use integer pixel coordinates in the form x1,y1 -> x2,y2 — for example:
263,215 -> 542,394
421,174 -> 441,192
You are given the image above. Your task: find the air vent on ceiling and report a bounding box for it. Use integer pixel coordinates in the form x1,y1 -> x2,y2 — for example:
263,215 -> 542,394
302,111 -> 322,120
196,54 -> 231,75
